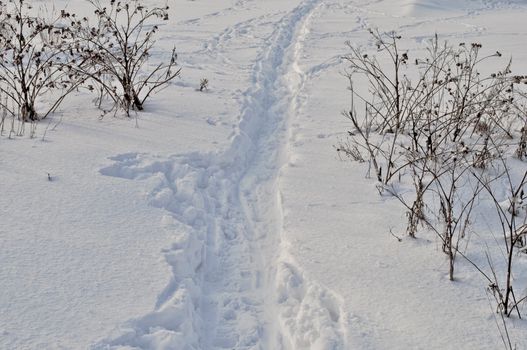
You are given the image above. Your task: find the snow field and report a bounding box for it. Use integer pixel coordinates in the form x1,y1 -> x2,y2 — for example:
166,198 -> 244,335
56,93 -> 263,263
2,0 -> 527,349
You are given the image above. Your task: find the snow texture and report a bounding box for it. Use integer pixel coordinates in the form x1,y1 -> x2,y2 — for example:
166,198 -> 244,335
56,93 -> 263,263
2,0 -> 527,349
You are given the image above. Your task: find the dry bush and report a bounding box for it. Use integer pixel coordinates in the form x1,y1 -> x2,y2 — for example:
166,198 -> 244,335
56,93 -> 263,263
0,0 -> 84,127
73,0 -> 181,116
339,30 -> 527,292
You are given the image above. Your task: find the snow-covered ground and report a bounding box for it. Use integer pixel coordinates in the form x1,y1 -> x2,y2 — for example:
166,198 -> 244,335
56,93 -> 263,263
1,0 -> 527,349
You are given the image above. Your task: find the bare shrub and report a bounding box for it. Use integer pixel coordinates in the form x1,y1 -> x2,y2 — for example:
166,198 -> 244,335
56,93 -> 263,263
199,78 -> 209,92
474,163 -> 527,319
340,31 -> 527,286
0,0 -> 84,124
339,30 -> 414,185
74,0 -> 181,116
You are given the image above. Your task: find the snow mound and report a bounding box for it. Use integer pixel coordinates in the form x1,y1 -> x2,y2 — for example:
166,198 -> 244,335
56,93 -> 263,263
397,0 -> 483,16
95,153 -> 209,350
395,0 -> 527,17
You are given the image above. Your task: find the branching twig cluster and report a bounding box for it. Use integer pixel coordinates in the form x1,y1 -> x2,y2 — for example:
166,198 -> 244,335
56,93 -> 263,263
73,0 -> 180,117
0,0 -> 83,126
339,30 -> 527,320
0,0 -> 180,136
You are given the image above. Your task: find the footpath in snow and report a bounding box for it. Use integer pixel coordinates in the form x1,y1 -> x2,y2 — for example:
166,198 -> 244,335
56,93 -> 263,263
2,0 -> 527,349
95,0 -> 347,349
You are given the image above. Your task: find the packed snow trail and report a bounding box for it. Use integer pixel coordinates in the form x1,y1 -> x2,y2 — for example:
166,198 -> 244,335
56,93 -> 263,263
94,0 -> 347,349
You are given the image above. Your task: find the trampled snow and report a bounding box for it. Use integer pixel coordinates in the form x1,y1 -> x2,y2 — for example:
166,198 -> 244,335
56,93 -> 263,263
1,0 -> 527,349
